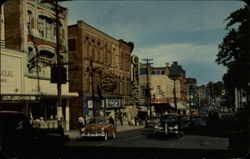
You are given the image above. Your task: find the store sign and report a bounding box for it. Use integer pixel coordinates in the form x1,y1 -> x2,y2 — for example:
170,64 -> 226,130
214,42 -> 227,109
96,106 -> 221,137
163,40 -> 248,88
1,53 -> 22,94
1,95 -> 37,101
106,99 -> 121,108
100,76 -> 116,92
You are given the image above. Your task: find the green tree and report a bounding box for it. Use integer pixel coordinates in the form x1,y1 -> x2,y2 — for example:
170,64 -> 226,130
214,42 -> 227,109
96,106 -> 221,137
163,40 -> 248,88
216,5 -> 250,95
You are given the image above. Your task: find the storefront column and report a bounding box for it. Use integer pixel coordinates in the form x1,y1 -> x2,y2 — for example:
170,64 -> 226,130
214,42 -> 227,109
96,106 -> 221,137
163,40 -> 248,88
65,100 -> 70,131
21,101 -> 29,116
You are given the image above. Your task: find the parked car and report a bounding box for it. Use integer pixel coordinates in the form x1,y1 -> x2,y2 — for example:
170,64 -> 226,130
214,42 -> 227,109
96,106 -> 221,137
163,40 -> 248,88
154,114 -> 184,137
81,116 -> 117,140
145,116 -> 160,128
0,111 -> 69,158
190,116 -> 207,128
180,115 -> 191,129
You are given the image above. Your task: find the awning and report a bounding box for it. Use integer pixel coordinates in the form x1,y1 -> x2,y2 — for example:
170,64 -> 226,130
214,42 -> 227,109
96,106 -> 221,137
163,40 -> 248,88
169,103 -> 186,110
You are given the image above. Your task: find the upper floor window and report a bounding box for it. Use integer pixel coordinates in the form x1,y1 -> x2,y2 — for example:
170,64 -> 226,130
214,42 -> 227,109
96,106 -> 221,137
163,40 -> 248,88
68,39 -> 76,51
157,86 -> 161,95
38,15 -> 55,40
140,68 -> 147,75
27,10 -> 34,32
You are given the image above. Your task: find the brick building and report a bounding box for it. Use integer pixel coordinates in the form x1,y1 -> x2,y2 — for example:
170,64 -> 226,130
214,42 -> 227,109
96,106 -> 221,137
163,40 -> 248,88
68,21 -> 134,128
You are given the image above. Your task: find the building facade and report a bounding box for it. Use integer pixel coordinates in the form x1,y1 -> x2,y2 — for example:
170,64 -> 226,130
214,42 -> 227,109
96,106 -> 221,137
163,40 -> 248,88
186,78 -> 198,115
139,62 -> 187,115
68,21 -> 134,128
1,0 -> 77,130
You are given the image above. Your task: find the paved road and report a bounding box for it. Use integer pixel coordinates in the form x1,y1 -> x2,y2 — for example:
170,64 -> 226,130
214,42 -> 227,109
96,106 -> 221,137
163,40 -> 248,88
65,128 -> 229,150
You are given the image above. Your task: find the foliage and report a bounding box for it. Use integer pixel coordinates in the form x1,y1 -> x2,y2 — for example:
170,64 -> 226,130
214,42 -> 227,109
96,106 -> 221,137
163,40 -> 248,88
216,5 -> 250,93
216,6 -> 249,66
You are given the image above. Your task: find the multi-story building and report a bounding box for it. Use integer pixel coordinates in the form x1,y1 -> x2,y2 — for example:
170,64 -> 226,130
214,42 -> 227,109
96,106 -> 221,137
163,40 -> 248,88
1,0 -> 77,130
68,21 -> 134,128
169,61 -> 187,108
186,78 -> 198,114
139,62 -> 187,115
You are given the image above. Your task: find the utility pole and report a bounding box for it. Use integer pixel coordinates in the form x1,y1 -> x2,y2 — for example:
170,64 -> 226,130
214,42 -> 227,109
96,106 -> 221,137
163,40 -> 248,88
142,58 -> 153,119
90,57 -> 96,117
41,0 -> 70,128
173,78 -> 178,114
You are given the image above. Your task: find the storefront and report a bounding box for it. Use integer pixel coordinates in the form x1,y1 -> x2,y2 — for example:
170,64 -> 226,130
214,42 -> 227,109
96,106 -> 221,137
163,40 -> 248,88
0,48 -> 78,130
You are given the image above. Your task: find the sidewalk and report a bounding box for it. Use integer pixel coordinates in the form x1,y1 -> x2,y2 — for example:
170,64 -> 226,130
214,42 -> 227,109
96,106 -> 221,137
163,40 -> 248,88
65,125 -> 144,140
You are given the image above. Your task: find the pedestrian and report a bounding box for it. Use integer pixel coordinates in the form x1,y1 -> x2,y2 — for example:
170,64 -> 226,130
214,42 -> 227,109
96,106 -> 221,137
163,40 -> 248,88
78,116 -> 84,134
118,110 -> 123,126
109,117 -> 115,125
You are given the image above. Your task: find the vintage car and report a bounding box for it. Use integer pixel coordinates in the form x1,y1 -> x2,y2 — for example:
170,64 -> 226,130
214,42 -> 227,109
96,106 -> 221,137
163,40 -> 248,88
81,117 -> 117,140
154,114 -> 184,137
145,116 -> 160,128
180,115 -> 191,129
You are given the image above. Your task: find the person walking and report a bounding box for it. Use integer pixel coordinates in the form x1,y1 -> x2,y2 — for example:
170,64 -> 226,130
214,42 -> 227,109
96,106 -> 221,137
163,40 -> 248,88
78,116 -> 84,134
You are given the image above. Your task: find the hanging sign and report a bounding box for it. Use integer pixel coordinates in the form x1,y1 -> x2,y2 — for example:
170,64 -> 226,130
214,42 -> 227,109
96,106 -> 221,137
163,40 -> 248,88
100,75 -> 116,92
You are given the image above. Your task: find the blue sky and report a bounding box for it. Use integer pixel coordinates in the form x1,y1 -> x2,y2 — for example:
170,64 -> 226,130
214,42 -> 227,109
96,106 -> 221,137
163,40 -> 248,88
61,0 -> 245,85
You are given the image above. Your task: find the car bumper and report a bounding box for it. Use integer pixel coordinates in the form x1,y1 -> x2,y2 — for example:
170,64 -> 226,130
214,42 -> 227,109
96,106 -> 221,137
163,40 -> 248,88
154,127 -> 179,134
81,132 -> 105,137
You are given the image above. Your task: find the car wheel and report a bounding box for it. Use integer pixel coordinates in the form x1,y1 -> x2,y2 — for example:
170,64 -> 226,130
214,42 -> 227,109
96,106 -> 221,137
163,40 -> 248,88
104,132 -> 108,141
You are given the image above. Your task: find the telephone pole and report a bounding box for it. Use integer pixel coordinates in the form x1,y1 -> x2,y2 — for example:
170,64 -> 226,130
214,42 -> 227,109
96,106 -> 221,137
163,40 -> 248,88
142,58 -> 153,119
41,0 -> 70,127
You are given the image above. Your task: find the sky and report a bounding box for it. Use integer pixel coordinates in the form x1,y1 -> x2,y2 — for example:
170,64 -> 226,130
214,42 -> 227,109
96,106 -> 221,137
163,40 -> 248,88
61,0 -> 245,85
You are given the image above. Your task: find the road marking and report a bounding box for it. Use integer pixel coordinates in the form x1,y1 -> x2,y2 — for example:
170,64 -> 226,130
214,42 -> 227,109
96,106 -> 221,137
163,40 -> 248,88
125,135 -> 141,141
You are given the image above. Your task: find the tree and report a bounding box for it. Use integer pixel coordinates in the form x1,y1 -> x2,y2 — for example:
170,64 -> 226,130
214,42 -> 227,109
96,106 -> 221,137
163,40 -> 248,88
216,6 -> 250,91
216,6 -> 249,66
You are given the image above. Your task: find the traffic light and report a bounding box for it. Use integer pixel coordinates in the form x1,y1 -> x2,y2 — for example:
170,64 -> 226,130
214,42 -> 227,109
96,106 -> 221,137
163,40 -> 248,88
50,66 -> 67,84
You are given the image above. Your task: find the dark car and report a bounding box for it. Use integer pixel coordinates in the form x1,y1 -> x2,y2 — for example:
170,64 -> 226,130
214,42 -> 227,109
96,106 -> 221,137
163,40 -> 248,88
154,114 -> 184,137
180,115 -> 191,129
145,116 -> 160,128
0,111 -> 69,158
190,116 -> 207,128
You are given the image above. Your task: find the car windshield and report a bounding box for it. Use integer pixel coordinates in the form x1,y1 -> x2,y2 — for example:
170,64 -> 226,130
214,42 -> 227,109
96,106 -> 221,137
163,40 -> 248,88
1,0 -> 250,158
88,119 -> 106,124
161,115 -> 178,122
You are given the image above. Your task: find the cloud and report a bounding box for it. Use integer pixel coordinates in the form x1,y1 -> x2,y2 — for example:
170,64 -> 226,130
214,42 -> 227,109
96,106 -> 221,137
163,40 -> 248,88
135,43 -> 227,85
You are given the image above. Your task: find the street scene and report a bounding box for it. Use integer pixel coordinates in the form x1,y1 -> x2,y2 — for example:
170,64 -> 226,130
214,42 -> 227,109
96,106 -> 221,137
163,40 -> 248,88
1,0 -> 250,158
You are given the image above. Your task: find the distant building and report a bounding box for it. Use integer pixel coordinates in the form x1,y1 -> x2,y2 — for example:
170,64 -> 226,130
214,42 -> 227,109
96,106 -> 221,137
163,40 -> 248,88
186,78 -> 198,114
169,61 -> 187,112
139,62 -> 187,115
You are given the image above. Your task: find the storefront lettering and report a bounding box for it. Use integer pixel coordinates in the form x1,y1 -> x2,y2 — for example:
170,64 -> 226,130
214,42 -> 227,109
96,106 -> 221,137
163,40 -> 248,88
0,69 -> 14,82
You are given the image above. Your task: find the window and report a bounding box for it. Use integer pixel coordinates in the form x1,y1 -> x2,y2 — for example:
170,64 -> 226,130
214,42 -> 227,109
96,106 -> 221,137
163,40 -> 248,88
38,15 -> 55,40
157,86 -> 161,95
68,39 -> 76,51
140,68 -> 147,75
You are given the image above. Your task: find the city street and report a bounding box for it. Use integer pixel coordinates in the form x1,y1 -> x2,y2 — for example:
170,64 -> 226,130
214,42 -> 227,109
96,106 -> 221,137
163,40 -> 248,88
61,128 -> 235,158
65,128 -> 229,150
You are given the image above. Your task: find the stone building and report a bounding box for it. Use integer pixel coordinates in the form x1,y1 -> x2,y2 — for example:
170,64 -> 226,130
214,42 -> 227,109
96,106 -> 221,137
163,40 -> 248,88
1,0 -> 77,130
68,21 -> 134,128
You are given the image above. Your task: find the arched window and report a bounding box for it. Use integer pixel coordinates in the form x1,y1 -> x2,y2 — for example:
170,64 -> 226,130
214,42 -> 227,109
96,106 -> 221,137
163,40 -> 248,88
27,10 -> 34,32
